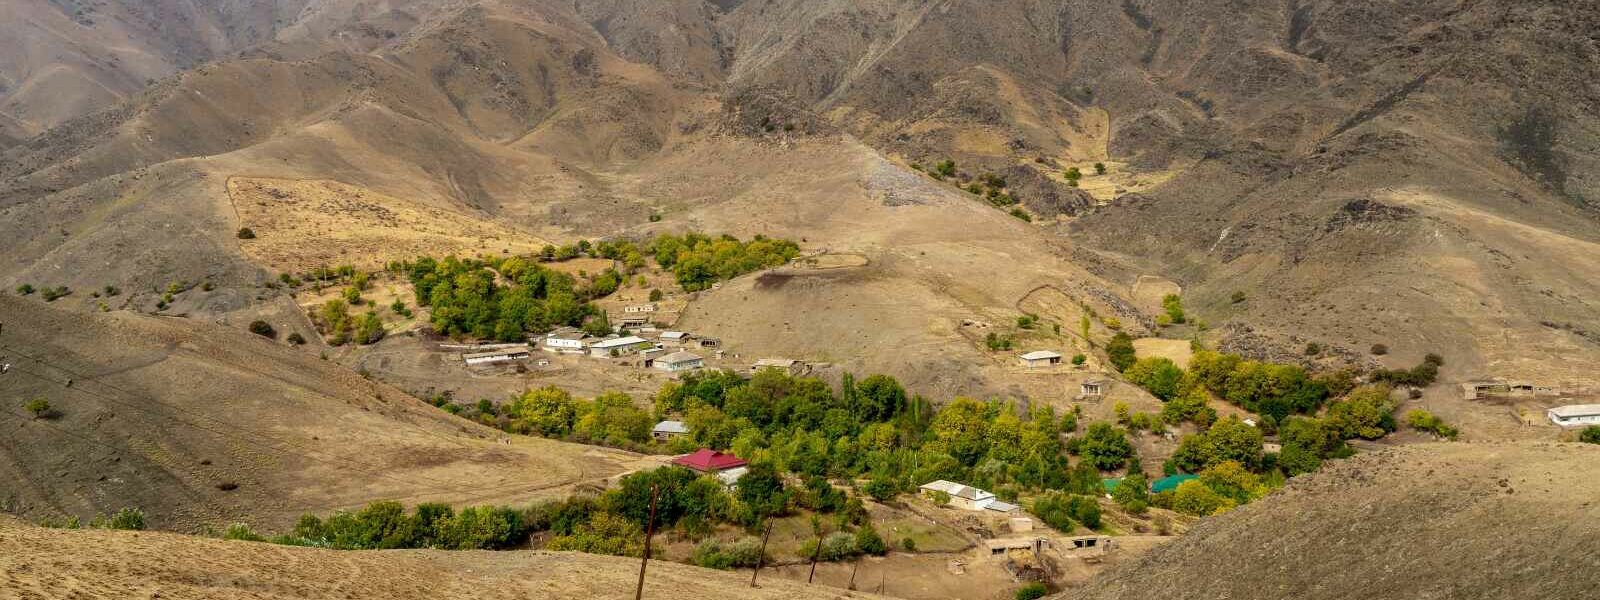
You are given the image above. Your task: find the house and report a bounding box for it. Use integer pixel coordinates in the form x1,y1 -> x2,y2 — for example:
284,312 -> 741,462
1460,380 -> 1509,400
1062,535 -> 1113,558
640,347 -> 666,365
1019,350 -> 1063,368
589,336 -> 652,357
654,350 -> 705,373
542,328 -> 590,354
984,537 -> 1051,559
672,449 -> 748,473
1080,379 -> 1107,397
652,420 -> 688,441
698,337 -> 722,349
617,315 -> 650,329
1547,404 -> 1600,427
659,331 -> 690,346
751,358 -> 805,376
919,480 -> 1018,513
624,303 -> 658,313
462,348 -> 530,366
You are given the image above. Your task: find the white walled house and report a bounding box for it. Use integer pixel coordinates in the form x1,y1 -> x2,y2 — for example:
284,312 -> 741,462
462,348 -> 530,366
1547,404 -> 1600,427
654,350 -> 705,373
589,336 -> 652,357
1019,350 -> 1063,368
542,329 -> 590,353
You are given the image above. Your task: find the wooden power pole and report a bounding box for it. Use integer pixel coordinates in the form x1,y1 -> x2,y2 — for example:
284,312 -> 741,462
634,484 -> 660,600
749,519 -> 774,588
807,523 -> 825,584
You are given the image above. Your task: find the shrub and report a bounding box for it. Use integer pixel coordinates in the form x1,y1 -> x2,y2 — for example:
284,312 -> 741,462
248,320 -> 276,338
1102,316 -> 1122,330
97,508 -> 147,530
42,286 -> 71,301
1112,474 -> 1149,513
1064,167 -> 1082,181
800,532 -> 860,562
648,288 -> 664,302
1016,582 -> 1050,600
1230,290 -> 1246,303
855,523 -> 887,556
223,523 -> 265,541
1370,343 -> 1388,355
236,227 -> 257,239
1016,314 -> 1038,329
985,332 -> 1015,351
1008,207 -> 1033,222
16,284 -> 35,296
1161,294 -> 1186,324
1071,354 -> 1087,366
1304,342 -> 1321,356
901,537 -> 917,551
1093,162 -> 1106,176
1581,426 -> 1600,445
24,398 -> 52,419
286,332 -> 306,345
1405,409 -> 1459,440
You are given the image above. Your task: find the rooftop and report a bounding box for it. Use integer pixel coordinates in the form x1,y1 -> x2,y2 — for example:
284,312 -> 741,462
1151,473 -> 1198,494
1548,404 -> 1600,418
1019,350 -> 1062,361
462,348 -> 529,360
660,331 -> 689,340
658,350 -> 703,364
590,336 -> 649,348
652,420 -> 688,434
672,449 -> 748,472
752,358 -> 798,368
546,329 -> 588,341
920,479 -> 995,501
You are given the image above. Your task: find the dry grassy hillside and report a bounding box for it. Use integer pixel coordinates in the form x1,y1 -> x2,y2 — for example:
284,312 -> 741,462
0,295 -> 654,532
1067,442 -> 1600,600
0,517 -> 881,600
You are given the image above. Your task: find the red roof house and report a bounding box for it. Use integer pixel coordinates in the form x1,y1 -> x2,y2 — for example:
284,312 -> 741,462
672,449 -> 749,473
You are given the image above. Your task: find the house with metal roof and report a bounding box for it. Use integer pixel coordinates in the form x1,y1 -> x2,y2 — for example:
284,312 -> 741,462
1019,350 -> 1063,368
920,480 -> 1019,513
751,358 -> 806,375
541,328 -> 590,353
672,449 -> 748,473
462,347 -> 531,366
1548,403 -> 1600,427
589,335 -> 652,357
654,350 -> 704,373
652,420 -> 688,441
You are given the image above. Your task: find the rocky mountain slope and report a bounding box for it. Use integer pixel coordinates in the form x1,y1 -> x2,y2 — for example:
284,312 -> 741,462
1067,442 -> 1600,600
2,0 -> 1597,389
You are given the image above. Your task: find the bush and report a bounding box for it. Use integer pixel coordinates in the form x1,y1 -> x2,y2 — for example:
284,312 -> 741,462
1304,342 -> 1322,356
223,523 -> 265,541
1581,426 -> 1600,445
96,508 -> 147,530
855,523 -> 887,556
286,332 -> 306,345
236,227 -> 257,239
901,537 -> 917,551
648,288 -> 664,302
1008,207 -> 1033,222
248,320 -> 276,338
1016,582 -> 1050,600
16,284 -> 35,296
1093,162 -> 1107,176
1405,409 -> 1459,440
1112,474 -> 1149,513
1071,354 -> 1087,366
1230,290 -> 1246,304
24,398 -> 52,419
1170,480 -> 1232,516
800,532 -> 860,562
1370,343 -> 1388,355
1064,167 -> 1082,181
985,332 -> 1015,351
41,286 -> 71,302
1161,294 -> 1186,324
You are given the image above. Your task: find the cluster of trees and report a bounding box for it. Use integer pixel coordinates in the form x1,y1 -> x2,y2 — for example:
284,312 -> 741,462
964,173 -> 1016,207
1187,350 -> 1342,422
15,283 -> 72,302
1405,409 -> 1459,440
270,501 -> 528,550
314,298 -> 384,346
1370,353 -> 1445,388
650,233 -> 800,292
1032,491 -> 1101,531
1159,294 -> 1186,325
405,256 -> 599,341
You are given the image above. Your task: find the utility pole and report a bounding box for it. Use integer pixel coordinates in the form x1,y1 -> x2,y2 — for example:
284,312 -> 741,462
634,484 -> 660,600
807,520 -> 825,584
749,519 -> 773,588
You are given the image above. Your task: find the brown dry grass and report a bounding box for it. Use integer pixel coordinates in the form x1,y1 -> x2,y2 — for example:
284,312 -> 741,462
0,518 -> 884,600
230,177 -> 549,273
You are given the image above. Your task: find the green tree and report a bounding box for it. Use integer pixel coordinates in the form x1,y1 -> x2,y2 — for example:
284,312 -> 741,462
1161,294 -> 1186,324
506,386 -> 579,437
1326,385 -> 1396,440
1112,473 -> 1149,513
855,523 -> 887,555
1016,582 -> 1050,600
236,227 -> 256,239
1171,479 -> 1232,516
1064,167 -> 1082,181
736,461 -> 788,518
1093,162 -> 1106,176
1125,357 -> 1184,400
1106,332 -> 1136,372
1079,422 -> 1134,470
